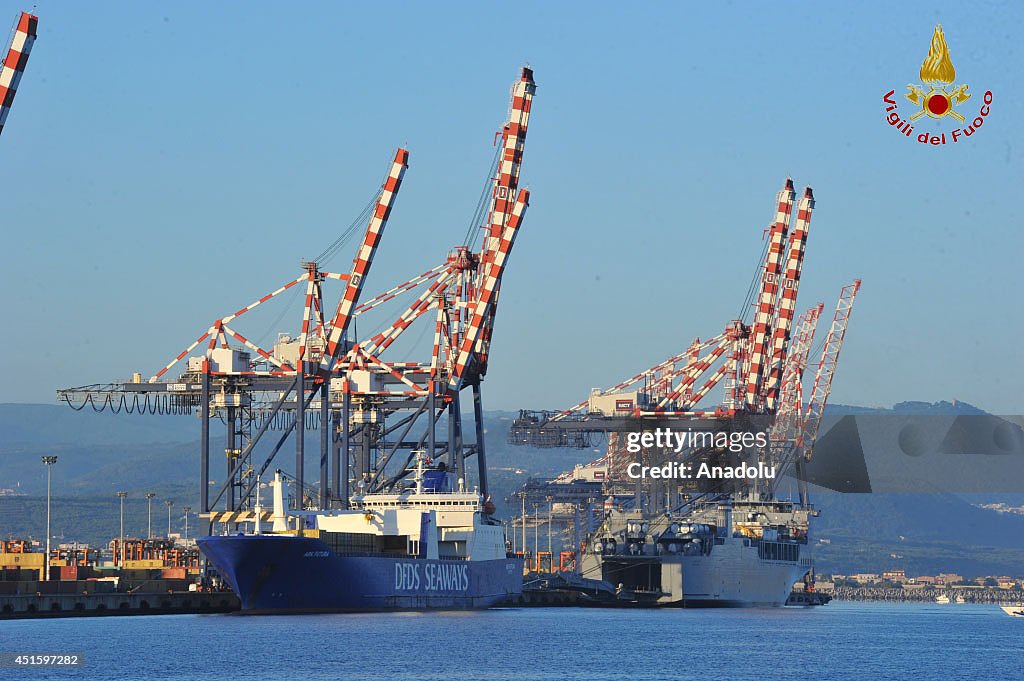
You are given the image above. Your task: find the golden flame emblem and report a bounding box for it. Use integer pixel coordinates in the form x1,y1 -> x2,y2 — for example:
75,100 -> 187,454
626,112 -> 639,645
906,25 -> 970,122
919,25 -> 956,84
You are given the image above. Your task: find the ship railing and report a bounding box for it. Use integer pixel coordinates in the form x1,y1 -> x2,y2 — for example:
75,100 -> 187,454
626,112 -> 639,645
325,550 -> 427,559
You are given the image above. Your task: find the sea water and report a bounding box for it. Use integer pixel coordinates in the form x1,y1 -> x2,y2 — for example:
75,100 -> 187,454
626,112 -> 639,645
0,602 -> 1018,680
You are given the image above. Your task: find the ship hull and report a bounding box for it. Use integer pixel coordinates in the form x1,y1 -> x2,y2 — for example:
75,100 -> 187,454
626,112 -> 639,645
198,535 -> 522,613
585,540 -> 809,608
668,542 -> 809,607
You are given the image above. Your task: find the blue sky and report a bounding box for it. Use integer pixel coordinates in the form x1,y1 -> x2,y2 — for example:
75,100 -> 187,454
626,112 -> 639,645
0,1 -> 1021,412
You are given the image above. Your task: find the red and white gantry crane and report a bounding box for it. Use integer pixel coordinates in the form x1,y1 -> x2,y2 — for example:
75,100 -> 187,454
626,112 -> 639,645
510,179 -> 860,509
58,67 -> 538,529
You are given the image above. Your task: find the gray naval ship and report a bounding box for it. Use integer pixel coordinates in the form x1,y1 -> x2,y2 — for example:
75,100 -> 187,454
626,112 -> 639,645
578,490 -> 813,607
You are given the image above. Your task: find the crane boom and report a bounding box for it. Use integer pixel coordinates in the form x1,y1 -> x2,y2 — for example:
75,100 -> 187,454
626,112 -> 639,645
658,334 -> 731,408
802,279 -> 861,460
763,187 -> 816,410
474,67 -> 536,372
766,303 -> 823,485
770,301 -> 823,497
318,148 -> 410,378
447,188 -> 530,396
744,179 -> 795,410
0,11 -> 38,137
480,67 -> 535,267
551,335 -> 719,420
775,303 -> 824,424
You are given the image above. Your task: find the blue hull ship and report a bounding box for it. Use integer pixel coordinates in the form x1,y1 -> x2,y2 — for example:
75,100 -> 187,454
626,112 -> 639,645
198,469 -> 522,613
199,534 -> 521,612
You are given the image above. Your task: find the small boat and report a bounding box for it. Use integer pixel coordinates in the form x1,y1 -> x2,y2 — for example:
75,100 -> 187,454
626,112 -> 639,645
935,594 -> 950,604
1001,605 -> 1024,617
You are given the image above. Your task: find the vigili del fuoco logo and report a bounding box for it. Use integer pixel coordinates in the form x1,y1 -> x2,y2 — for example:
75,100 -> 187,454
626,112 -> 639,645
883,25 -> 992,145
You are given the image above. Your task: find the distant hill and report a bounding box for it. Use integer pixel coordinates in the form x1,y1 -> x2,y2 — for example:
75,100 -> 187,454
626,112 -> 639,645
0,404 -> 198,497
808,489 -> 1024,576
825,400 -> 990,415
0,403 -> 196,447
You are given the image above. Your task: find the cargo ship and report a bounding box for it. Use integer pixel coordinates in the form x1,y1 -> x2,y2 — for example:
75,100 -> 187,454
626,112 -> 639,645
579,493 -> 813,607
198,461 -> 522,613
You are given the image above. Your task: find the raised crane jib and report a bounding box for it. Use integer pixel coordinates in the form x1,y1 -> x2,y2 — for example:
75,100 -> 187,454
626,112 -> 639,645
0,11 -> 39,137
317,148 -> 410,380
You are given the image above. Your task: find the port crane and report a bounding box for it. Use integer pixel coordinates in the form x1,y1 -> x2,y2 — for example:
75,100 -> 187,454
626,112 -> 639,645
58,67 -> 538,532
509,180 -> 860,511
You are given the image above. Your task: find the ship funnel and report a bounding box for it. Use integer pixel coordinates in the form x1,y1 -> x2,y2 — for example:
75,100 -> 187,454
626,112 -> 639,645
271,470 -> 288,532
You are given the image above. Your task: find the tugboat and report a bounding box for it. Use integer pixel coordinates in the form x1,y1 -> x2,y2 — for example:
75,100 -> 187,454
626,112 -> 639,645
198,456 -> 522,612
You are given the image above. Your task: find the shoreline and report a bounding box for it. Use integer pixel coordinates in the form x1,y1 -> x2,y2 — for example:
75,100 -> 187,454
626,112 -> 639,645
829,586 -> 1024,604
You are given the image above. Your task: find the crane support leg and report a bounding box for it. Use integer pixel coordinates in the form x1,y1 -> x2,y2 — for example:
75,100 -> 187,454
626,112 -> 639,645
320,381 -> 329,509
207,378 -> 297,510
472,381 -> 488,499
200,367 -> 210,535
239,422 -> 296,503
428,385 -> 436,458
226,406 -> 237,512
341,388 -> 350,507
448,394 -> 464,484
360,426 -> 372,491
296,367 -> 305,510
331,408 -> 342,508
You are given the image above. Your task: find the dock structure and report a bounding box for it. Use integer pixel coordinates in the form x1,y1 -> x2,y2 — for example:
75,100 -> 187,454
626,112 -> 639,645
0,582 -> 237,619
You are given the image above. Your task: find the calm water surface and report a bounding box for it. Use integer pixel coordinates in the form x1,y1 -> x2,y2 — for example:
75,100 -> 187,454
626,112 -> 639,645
0,602 -> 1019,680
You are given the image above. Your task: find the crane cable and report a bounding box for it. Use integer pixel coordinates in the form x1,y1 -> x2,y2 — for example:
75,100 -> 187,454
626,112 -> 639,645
313,157 -> 398,267
313,192 -> 378,266
463,144 -> 502,251
737,233 -> 771,325
60,392 -> 194,415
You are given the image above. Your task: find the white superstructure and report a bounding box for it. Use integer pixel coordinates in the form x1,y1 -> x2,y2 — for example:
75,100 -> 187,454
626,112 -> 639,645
259,464 -> 506,563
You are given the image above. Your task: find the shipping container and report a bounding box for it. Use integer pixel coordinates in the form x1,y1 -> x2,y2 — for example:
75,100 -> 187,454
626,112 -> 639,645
123,559 -> 164,569
0,552 -> 44,568
58,566 -> 94,580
